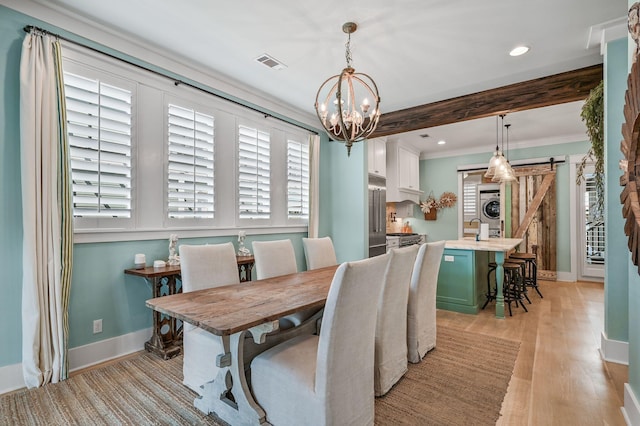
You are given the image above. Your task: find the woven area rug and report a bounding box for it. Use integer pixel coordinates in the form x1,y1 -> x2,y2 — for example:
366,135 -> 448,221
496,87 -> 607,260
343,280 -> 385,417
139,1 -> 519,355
1,326 -> 519,425
374,326 -> 520,425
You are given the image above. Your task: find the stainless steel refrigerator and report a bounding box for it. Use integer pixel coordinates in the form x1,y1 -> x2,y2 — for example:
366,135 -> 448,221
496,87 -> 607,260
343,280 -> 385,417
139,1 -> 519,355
369,176 -> 387,257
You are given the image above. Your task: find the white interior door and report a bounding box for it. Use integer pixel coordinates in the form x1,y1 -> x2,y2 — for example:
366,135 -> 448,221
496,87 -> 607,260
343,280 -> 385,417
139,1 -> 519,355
578,167 -> 604,280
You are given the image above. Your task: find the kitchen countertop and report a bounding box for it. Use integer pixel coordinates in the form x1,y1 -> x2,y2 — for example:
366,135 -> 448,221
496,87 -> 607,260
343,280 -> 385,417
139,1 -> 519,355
444,237 -> 523,251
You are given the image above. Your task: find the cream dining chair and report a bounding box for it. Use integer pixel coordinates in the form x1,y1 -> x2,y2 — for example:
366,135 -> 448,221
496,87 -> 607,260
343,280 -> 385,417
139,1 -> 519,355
302,236 -> 338,270
374,244 -> 419,396
407,240 -> 446,363
253,239 -> 317,329
250,252 -> 391,426
180,242 -> 240,394
253,239 -> 298,280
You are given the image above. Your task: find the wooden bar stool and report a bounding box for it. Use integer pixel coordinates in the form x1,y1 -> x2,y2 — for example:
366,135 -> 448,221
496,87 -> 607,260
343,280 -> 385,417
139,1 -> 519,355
510,252 -> 542,298
503,262 -> 528,316
506,257 -> 531,304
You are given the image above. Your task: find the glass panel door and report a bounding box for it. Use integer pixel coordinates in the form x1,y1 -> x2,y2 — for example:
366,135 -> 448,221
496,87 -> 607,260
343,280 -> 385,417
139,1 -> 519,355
579,167 -> 604,279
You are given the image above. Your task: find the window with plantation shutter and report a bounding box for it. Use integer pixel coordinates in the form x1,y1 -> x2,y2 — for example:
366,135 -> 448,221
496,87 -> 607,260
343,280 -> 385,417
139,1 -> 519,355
62,46 -> 314,240
64,72 -> 132,218
238,124 -> 270,219
287,138 -> 310,220
167,104 -> 215,219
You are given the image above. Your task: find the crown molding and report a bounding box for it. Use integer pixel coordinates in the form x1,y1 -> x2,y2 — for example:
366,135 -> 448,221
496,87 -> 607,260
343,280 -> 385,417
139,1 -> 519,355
587,16 -> 628,55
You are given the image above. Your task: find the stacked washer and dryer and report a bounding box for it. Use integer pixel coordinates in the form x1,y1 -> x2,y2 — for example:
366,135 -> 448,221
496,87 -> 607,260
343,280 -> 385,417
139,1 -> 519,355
478,184 -> 501,237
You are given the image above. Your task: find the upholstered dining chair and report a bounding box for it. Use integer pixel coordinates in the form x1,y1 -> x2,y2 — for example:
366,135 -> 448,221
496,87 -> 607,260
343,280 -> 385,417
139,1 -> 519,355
302,236 -> 338,270
253,239 -> 316,329
180,242 -> 240,394
253,239 -> 298,280
250,252 -> 391,426
407,240 -> 446,363
374,244 -> 419,396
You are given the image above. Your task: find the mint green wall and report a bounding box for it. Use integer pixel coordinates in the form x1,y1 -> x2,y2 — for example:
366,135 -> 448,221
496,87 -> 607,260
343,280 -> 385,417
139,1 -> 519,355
408,141 -> 589,273
0,6 -> 25,366
604,37 -> 629,344
320,140 -> 368,262
0,5 -> 347,368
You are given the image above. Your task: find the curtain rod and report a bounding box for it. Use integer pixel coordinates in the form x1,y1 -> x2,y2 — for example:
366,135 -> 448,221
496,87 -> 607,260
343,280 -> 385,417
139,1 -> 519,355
23,25 -> 318,135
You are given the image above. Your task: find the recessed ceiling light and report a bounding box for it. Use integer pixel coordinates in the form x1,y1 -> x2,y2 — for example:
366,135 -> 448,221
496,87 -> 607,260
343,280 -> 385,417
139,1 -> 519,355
437,140 -> 446,145
509,46 -> 530,57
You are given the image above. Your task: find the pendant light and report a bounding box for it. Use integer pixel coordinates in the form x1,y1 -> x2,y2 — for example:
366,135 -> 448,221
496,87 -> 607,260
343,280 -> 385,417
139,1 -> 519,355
485,115 -> 505,179
492,120 -> 516,182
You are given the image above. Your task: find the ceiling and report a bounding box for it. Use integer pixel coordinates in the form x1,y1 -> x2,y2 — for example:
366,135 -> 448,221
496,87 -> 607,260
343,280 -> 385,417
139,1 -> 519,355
30,0 -> 627,156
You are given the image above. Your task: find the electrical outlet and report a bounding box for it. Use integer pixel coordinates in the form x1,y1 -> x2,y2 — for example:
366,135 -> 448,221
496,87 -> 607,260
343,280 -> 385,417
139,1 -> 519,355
93,319 -> 103,334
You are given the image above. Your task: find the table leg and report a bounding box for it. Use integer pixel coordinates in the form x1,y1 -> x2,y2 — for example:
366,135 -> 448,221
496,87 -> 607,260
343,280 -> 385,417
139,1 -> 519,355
195,323 -> 278,426
495,251 -> 506,319
143,276 -> 182,359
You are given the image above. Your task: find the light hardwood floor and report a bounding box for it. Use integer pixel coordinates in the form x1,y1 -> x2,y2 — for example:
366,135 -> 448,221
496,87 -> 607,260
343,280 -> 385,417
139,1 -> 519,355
437,279 -> 627,425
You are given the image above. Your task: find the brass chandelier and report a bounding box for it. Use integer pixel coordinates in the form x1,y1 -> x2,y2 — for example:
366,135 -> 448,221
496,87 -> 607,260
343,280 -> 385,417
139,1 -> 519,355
314,22 -> 381,156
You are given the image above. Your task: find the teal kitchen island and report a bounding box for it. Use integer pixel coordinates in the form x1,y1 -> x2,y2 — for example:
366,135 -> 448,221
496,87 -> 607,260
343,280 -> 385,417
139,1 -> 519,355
437,238 -> 523,319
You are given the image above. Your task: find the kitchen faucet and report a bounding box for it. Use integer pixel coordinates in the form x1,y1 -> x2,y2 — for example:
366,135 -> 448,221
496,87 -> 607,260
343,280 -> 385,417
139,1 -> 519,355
469,217 -> 482,241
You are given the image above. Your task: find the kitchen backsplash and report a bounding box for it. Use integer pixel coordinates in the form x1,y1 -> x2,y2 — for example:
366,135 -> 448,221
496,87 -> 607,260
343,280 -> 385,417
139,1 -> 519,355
386,203 -> 405,233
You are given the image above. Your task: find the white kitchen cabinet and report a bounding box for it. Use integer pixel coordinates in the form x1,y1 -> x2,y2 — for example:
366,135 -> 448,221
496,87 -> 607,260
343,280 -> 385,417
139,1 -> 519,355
367,137 -> 386,178
398,146 -> 419,190
386,140 -> 423,203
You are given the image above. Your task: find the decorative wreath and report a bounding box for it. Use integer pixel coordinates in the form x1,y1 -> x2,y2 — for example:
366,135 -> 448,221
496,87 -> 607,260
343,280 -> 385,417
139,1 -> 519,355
621,3 -> 640,271
420,191 -> 457,214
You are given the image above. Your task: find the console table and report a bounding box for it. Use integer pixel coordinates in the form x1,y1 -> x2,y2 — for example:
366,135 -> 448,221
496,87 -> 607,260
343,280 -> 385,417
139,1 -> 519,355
125,255 -> 255,359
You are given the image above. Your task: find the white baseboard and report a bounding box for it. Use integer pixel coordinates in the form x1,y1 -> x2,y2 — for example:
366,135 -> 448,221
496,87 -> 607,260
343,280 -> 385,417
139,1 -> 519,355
67,328 -> 151,372
0,327 -> 151,395
556,271 -> 575,282
0,362 -> 27,395
599,331 -> 629,365
622,383 -> 640,426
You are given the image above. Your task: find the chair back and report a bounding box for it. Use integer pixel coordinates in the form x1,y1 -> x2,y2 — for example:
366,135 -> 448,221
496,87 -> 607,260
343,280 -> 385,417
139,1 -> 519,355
315,252 -> 390,424
302,236 -> 338,270
407,241 -> 446,363
180,242 -> 239,292
374,244 -> 419,395
252,239 -> 298,279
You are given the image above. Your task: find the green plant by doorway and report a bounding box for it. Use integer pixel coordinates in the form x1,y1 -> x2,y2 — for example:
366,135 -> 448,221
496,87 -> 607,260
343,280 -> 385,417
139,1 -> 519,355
576,80 -> 604,219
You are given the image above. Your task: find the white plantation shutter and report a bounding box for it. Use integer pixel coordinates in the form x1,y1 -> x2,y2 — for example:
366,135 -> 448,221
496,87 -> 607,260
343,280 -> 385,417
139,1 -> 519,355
64,72 -> 132,218
167,104 -> 215,219
287,139 -> 309,220
463,182 -> 477,221
238,124 -> 270,219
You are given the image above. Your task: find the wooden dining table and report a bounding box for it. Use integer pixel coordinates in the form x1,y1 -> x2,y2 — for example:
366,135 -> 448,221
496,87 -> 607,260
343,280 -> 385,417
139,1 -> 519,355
146,264 -> 339,426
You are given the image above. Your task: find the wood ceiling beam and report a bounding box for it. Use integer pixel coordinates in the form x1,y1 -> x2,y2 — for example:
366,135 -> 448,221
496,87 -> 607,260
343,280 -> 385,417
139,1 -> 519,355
370,64 -> 603,138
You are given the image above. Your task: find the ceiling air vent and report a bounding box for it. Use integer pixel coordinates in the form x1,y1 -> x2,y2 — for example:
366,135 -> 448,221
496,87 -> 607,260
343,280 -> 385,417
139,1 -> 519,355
255,54 -> 287,70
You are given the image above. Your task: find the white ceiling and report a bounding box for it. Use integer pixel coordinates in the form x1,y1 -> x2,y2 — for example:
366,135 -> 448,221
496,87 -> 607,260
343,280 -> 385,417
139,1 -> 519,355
29,0 -> 627,156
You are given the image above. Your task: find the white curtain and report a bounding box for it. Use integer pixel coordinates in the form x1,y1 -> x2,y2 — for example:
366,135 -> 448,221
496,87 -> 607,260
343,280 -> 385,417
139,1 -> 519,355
308,134 -> 320,238
20,30 -> 73,388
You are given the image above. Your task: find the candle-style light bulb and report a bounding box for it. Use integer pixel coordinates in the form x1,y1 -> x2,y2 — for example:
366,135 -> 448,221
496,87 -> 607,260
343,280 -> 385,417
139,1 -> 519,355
361,98 -> 370,114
